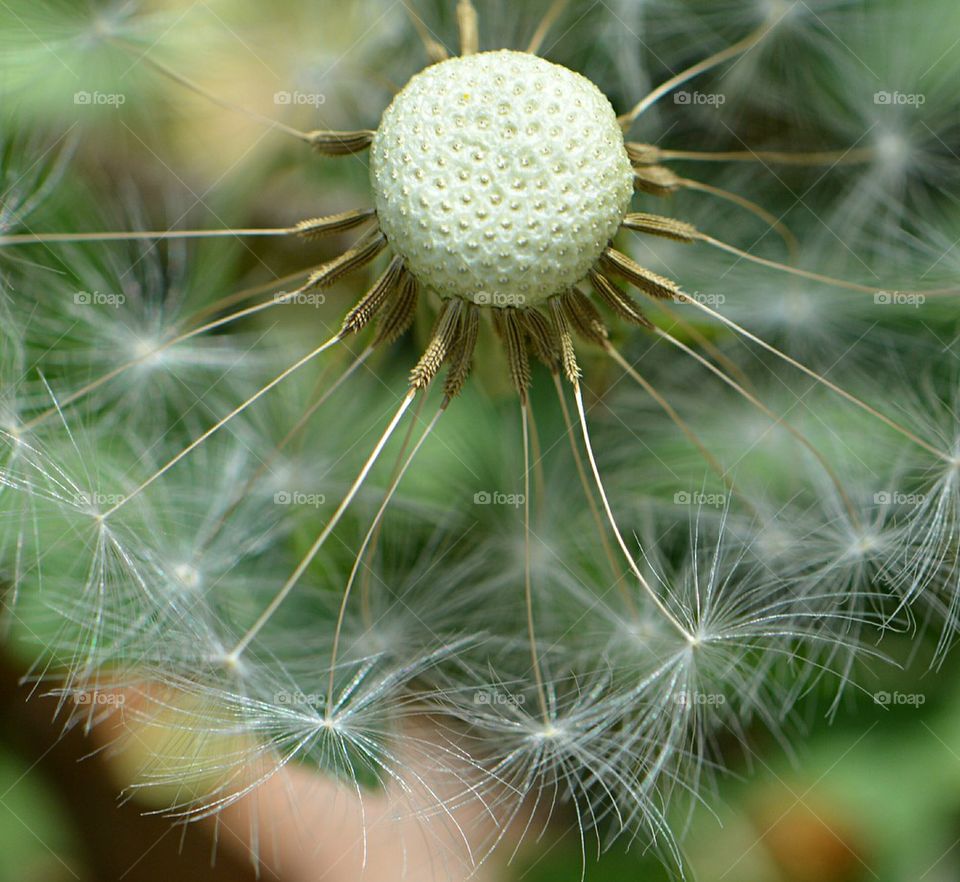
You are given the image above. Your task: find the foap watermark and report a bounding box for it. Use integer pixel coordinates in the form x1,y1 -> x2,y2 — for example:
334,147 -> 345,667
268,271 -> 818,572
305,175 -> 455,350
874,290 -> 925,308
675,690 -> 726,707
274,91 -> 327,107
475,291 -> 526,307
874,490 -> 927,506
474,689 -> 525,707
75,290 -> 125,308
873,690 -> 925,707
674,490 -> 727,508
474,490 -> 525,508
275,290 -> 326,307
74,490 -> 125,508
674,90 -> 726,108
274,690 -> 323,707
72,690 -> 126,707
274,490 -> 326,507
685,290 -> 726,307
74,90 -> 126,107
874,91 -> 926,107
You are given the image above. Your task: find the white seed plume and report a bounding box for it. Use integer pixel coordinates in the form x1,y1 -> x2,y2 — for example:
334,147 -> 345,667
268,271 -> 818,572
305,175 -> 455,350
371,50 -> 634,306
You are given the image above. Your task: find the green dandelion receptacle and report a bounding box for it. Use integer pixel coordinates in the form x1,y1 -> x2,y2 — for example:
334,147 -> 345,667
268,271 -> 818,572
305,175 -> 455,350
370,50 -> 634,307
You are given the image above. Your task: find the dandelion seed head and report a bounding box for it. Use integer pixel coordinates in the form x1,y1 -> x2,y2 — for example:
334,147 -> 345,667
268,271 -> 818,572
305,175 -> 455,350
371,50 -> 633,306
218,650 -> 246,673
851,530 -> 881,557
777,288 -> 818,325
171,560 -> 202,591
873,128 -> 912,174
529,722 -> 565,742
127,334 -> 167,367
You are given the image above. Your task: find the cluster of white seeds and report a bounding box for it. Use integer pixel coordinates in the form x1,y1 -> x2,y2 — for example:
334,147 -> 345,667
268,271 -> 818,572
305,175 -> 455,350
371,50 -> 634,308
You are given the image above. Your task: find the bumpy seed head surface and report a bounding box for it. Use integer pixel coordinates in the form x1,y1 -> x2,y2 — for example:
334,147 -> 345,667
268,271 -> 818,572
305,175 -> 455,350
371,50 -> 634,308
